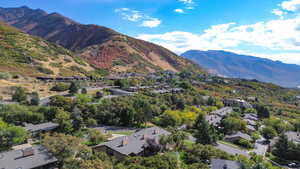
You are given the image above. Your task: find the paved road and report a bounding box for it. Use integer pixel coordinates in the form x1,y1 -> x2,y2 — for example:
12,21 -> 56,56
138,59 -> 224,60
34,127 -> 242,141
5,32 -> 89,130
215,143 -> 250,157
252,139 -> 268,156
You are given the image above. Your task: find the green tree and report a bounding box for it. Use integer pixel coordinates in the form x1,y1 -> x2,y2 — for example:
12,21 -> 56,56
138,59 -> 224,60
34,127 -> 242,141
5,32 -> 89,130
272,134 -> 289,159
81,88 -> 88,94
30,92 -> 40,105
194,114 -> 218,144
87,129 -> 108,146
0,120 -> 28,150
69,82 -> 79,95
222,117 -> 247,134
12,87 -> 27,103
54,110 -> 73,133
42,133 -> 91,163
261,126 -> 277,140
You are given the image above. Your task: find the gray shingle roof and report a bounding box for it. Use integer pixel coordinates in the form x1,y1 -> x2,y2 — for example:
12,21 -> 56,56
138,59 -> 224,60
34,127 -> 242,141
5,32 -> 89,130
225,132 -> 252,141
212,107 -> 233,117
211,159 -> 241,169
0,145 -> 57,169
23,122 -> 59,133
95,127 -> 170,155
206,115 -> 222,127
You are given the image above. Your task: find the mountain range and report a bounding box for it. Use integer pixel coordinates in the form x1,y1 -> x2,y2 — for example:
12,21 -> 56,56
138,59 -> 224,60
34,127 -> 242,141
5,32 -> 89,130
0,6 -> 199,74
182,50 -> 300,87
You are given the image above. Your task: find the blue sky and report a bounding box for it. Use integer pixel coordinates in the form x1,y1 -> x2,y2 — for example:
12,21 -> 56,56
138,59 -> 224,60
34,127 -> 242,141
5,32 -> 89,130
1,0 -> 300,65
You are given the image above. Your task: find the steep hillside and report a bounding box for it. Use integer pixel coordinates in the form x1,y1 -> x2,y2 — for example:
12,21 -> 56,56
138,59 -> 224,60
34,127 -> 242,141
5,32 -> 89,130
182,50 -> 300,88
0,21 -> 93,77
0,6 -> 200,73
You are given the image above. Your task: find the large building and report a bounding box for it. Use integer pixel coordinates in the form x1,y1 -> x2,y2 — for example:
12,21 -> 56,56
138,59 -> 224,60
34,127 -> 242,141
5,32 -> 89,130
93,127 -> 170,159
0,145 -> 57,169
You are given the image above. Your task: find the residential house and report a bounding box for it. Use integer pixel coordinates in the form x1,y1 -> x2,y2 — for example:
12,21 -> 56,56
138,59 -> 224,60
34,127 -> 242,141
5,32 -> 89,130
206,115 -> 222,127
108,89 -> 135,96
225,132 -> 252,143
93,127 -> 170,159
224,99 -> 253,109
206,107 -> 233,127
210,159 -> 241,169
0,145 -> 57,169
285,131 -> 300,144
212,107 -> 233,117
23,122 -> 59,137
242,114 -> 258,132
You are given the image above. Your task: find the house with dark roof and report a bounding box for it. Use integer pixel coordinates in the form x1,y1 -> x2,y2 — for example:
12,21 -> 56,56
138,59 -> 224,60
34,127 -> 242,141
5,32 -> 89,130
212,107 -> 233,117
225,132 -> 252,143
23,122 -> 59,137
210,159 -> 241,169
108,89 -> 135,96
93,127 -> 170,159
0,145 -> 57,169
224,99 -> 252,109
205,107 -> 233,127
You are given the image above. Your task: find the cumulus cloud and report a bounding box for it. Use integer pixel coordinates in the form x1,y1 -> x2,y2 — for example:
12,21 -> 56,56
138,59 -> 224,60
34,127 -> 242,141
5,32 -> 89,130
115,8 -> 161,28
272,9 -> 286,18
141,18 -> 161,28
178,0 -> 195,10
174,9 -> 184,13
115,8 -> 142,22
137,5 -> 300,64
281,0 -> 300,12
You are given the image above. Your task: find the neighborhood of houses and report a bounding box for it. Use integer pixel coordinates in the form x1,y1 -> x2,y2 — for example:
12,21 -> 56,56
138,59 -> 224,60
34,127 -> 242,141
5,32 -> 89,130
0,72 -> 299,169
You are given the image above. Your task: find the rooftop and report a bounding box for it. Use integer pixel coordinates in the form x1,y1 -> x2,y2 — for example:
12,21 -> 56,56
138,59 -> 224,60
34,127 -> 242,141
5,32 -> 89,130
95,126 -> 170,155
285,131 -> 300,144
211,159 -> 241,169
225,132 -> 252,141
23,122 -> 59,133
0,145 -> 57,169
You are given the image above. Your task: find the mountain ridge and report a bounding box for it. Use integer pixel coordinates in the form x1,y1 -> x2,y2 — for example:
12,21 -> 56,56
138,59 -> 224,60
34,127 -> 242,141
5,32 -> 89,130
181,50 -> 300,87
0,6 -> 201,73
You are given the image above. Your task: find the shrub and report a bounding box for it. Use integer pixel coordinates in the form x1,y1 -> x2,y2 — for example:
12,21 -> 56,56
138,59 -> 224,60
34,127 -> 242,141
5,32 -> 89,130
51,83 -> 70,92
37,66 -> 54,75
237,139 -> 254,149
0,72 -> 11,80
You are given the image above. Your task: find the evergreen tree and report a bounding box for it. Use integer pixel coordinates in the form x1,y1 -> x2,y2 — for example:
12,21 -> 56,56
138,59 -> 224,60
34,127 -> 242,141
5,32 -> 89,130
194,114 -> 218,144
272,134 -> 289,159
69,82 -> 79,95
81,88 -> 88,94
30,92 -> 40,105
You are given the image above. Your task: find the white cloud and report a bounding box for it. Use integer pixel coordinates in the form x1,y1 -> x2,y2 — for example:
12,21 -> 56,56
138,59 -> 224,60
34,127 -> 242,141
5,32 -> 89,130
281,0 -> 300,12
178,0 -> 195,10
174,9 -> 184,13
115,8 -> 161,28
141,18 -> 161,28
179,0 -> 193,4
137,15 -> 300,64
272,9 -> 286,18
115,8 -> 142,22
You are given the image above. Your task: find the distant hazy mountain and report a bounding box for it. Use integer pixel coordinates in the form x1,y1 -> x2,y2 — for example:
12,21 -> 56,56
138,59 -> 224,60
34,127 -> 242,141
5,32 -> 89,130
182,50 -> 300,87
